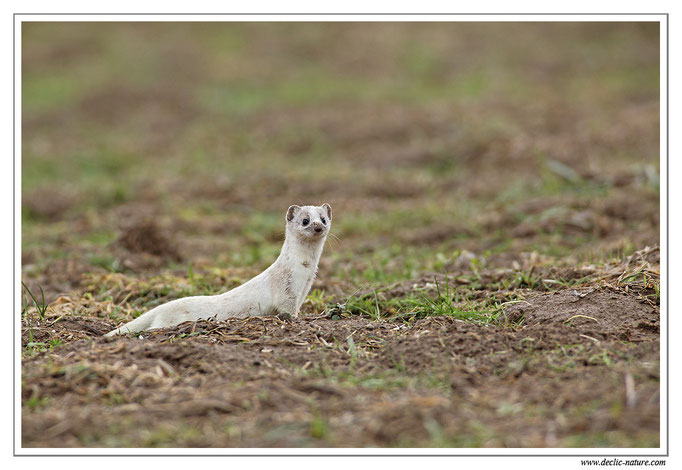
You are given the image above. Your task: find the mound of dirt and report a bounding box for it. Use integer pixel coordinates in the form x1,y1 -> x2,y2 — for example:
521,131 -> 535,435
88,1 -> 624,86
23,188 -> 75,221
503,288 -> 659,342
116,219 -> 182,261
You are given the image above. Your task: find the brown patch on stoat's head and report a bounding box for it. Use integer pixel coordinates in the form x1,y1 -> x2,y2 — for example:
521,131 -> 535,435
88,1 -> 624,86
286,205 -> 300,222
285,204 -> 332,241
322,203 -> 332,221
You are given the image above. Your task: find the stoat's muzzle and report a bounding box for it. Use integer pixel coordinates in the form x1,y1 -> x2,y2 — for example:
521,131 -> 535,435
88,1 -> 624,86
304,222 -> 327,239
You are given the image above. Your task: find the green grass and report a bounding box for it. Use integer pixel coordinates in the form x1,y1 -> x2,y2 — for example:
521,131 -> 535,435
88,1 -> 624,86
24,395 -> 50,411
22,282 -> 48,320
399,277 -> 493,322
327,275 -> 512,325
22,73 -> 87,114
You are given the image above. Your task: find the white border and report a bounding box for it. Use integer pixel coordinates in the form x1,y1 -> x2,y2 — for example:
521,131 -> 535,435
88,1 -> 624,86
13,13 -> 667,22
658,13 -> 669,461
14,14 -> 23,460
14,13 -> 669,460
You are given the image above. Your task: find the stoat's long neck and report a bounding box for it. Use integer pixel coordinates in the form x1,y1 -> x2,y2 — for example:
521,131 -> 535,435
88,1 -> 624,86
278,232 -> 327,269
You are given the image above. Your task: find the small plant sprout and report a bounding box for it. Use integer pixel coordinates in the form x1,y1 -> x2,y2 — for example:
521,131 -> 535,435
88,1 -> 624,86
325,285 -> 368,320
22,281 -> 49,321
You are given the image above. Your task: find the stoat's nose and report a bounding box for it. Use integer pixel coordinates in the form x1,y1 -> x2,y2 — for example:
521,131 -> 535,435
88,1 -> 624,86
314,225 -> 323,233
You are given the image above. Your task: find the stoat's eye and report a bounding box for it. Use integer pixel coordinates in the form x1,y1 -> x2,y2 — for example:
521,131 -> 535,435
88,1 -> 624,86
302,218 -> 310,226
321,217 -> 326,225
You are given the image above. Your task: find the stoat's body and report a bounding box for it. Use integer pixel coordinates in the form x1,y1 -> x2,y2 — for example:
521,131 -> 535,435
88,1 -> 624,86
105,204 -> 332,336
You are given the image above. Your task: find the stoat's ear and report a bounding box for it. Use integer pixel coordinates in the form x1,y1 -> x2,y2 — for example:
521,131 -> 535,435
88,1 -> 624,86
322,203 -> 332,221
286,205 -> 301,222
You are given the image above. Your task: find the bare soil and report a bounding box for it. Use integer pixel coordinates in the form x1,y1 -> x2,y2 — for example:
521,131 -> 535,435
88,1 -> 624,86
22,280 -> 659,448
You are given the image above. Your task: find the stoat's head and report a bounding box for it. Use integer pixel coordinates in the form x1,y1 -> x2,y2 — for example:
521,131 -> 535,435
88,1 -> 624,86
286,203 -> 332,242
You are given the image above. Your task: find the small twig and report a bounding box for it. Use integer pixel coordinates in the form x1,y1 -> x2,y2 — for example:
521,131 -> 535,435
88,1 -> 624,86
46,315 -> 66,327
579,334 -> 600,343
499,300 -> 532,308
564,314 -> 600,324
625,373 -> 637,408
43,420 -> 73,439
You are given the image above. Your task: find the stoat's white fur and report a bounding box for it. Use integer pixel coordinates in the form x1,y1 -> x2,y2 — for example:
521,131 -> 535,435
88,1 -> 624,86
105,204 -> 332,336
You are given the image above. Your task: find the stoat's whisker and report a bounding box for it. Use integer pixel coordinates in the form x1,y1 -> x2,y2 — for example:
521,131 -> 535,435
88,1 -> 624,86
325,239 -> 339,251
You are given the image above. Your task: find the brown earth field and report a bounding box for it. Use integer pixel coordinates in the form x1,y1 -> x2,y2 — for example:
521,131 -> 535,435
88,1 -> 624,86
21,22 -> 661,449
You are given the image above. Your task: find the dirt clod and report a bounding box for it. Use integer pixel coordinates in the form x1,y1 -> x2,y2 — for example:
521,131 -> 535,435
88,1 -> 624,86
116,219 -> 182,261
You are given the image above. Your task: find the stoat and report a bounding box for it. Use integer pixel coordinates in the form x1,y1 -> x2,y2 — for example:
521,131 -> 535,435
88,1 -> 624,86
105,204 -> 332,336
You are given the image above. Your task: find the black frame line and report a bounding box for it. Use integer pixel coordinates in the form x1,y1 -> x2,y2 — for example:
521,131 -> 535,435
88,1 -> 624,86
13,12 -> 669,458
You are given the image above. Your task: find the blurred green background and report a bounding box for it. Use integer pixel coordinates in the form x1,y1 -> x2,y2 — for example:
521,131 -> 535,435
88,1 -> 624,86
22,22 -> 660,299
